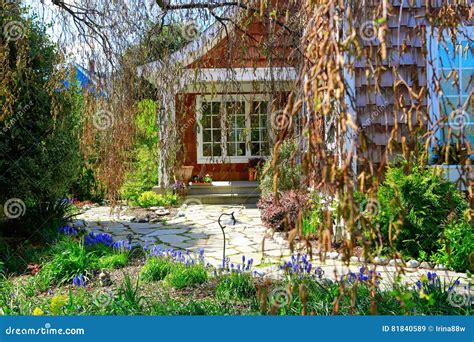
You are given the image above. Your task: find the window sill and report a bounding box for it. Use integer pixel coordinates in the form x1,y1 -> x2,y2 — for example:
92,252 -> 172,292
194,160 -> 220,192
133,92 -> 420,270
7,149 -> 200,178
197,157 -> 268,164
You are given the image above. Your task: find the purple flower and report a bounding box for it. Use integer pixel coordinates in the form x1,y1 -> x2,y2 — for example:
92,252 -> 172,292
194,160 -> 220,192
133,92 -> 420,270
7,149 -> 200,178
58,225 -> 78,236
72,274 -> 86,287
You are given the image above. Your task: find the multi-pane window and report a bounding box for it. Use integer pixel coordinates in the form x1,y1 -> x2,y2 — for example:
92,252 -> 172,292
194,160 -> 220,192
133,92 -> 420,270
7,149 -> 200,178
197,96 -> 270,162
250,101 -> 270,156
434,28 -> 473,152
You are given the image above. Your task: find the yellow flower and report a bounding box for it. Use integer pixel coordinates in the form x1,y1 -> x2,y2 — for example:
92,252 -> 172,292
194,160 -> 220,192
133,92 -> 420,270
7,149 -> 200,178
33,307 -> 44,316
50,295 -> 67,315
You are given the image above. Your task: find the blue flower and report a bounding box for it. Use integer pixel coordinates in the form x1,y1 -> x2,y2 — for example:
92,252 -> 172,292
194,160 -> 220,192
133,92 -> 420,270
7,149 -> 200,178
58,225 -> 78,236
72,274 -> 86,287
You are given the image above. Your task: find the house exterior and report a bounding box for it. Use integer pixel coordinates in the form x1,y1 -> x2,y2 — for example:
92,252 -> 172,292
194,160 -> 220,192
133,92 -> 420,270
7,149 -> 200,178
139,1 -> 473,190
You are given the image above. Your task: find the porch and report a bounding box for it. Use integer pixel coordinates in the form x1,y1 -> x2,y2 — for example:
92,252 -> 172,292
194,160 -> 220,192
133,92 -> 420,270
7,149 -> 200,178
185,180 -> 260,206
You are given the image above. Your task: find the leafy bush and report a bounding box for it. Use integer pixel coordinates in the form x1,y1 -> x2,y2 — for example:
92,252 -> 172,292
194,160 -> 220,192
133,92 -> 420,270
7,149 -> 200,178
137,191 -> 178,208
140,257 -> 173,282
0,7 -> 83,237
433,220 -> 474,272
258,190 -> 310,231
216,272 -> 256,301
259,139 -> 302,195
165,263 -> 208,289
376,161 -> 469,262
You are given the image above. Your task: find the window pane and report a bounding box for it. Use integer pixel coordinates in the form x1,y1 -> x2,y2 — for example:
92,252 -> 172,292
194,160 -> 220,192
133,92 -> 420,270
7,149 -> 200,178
201,112 -> 211,128
251,113 -> 259,127
203,143 -> 211,157
440,70 -> 460,96
251,142 -> 260,155
202,102 -> 211,115
261,142 -> 270,155
213,130 -> 221,142
439,41 -> 459,68
212,144 -> 222,157
237,143 -> 246,156
461,69 -> 473,95
211,102 -> 221,115
227,143 -> 236,156
460,41 -> 474,68
251,129 -> 260,141
203,129 -> 212,142
236,115 -> 246,128
212,115 -> 221,128
235,129 -> 246,141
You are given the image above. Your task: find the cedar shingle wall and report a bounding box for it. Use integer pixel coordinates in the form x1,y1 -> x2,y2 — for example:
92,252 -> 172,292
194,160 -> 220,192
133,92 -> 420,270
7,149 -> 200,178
355,0 -> 472,165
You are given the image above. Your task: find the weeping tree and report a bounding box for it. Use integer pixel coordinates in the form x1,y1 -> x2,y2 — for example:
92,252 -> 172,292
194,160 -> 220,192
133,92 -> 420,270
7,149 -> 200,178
2,0 -> 473,310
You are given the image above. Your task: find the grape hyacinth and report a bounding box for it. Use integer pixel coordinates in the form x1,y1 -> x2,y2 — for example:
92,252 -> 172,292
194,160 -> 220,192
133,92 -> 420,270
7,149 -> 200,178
83,232 -> 114,247
58,225 -> 78,237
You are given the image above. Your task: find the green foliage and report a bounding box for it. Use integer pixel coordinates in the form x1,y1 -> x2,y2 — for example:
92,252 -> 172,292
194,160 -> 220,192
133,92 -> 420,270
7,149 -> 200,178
137,191 -> 178,208
71,165 -> 105,203
165,263 -> 208,289
35,237 -> 96,288
376,161 -> 468,261
433,220 -> 474,272
140,257 -> 173,282
0,8 -> 83,237
96,253 -> 129,270
216,272 -> 256,301
120,100 -> 159,203
259,139 -> 301,195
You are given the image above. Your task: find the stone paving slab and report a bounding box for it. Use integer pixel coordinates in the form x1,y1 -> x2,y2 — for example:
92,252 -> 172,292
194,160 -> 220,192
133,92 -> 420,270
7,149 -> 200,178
74,205 -> 472,288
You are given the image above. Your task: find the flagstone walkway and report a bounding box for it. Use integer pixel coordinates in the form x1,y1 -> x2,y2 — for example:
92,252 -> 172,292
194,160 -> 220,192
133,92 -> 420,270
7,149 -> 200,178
73,205 -> 472,292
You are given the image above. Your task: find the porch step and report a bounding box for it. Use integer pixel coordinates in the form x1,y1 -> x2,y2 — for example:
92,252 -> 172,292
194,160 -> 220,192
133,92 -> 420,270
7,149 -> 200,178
186,181 -> 261,205
187,193 -> 260,205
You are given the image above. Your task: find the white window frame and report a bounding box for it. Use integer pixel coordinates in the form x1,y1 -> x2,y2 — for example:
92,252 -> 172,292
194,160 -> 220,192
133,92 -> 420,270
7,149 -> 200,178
196,94 -> 271,164
426,25 -> 474,163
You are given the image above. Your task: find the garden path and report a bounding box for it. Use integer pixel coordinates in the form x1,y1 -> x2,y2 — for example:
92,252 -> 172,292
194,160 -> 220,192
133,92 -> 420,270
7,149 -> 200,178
74,205 -> 472,292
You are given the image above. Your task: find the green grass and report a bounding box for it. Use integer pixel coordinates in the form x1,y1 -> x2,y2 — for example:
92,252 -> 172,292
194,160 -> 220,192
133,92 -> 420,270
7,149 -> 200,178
96,253 -> 129,270
165,263 -> 208,289
216,272 -> 256,301
139,257 -> 173,282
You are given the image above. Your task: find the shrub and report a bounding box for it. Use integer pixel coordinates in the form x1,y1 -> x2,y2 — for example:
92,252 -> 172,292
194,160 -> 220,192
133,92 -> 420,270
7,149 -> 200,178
165,263 -> 208,289
137,191 -> 178,208
216,272 -> 256,301
258,190 -> 310,231
0,7 -> 83,237
376,161 -> 469,261
96,253 -> 129,270
433,220 -> 474,272
259,139 -> 302,195
140,257 -> 173,282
